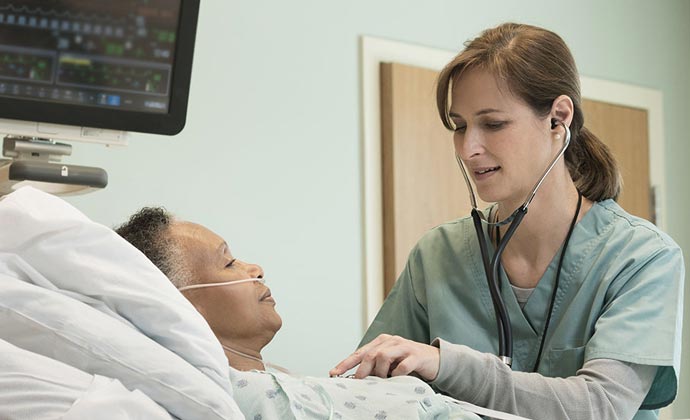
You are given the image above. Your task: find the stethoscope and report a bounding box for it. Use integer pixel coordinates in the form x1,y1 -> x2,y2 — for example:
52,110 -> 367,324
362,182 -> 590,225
455,119 -> 571,367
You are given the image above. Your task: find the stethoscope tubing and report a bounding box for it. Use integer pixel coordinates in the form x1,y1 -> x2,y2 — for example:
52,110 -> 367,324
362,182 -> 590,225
472,206 -> 526,365
471,209 -> 510,362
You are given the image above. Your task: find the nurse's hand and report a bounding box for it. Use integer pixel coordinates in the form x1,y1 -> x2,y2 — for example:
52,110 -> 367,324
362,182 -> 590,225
329,334 -> 440,381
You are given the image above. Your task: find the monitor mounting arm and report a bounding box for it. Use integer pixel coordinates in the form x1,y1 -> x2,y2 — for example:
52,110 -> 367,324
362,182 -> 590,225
0,136 -> 108,196
3,137 -> 73,162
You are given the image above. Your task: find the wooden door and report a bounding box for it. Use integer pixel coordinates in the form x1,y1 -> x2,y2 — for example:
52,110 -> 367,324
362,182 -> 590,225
380,62 -> 652,296
581,100 -> 651,221
380,62 -> 488,296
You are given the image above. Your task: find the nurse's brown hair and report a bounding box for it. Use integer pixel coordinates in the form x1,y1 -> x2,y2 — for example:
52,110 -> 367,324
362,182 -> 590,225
436,22 -> 621,201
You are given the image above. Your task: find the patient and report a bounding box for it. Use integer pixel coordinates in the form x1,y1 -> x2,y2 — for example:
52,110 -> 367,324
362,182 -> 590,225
117,207 -> 280,372
116,208 -> 484,420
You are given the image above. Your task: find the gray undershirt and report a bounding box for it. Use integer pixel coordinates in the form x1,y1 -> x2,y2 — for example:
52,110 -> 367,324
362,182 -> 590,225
510,283 -> 534,309
430,338 -> 658,420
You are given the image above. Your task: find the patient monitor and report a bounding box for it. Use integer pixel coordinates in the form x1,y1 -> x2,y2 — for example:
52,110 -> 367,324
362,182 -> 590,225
0,0 -> 200,196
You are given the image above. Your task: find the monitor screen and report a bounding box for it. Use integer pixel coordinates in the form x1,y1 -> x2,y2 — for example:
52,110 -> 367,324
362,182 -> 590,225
0,0 -> 199,135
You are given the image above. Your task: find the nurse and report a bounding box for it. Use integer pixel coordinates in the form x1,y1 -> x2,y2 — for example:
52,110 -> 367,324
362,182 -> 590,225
330,22 -> 684,420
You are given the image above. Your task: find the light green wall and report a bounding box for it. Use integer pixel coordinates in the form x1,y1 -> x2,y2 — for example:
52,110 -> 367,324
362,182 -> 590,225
66,0 -> 690,415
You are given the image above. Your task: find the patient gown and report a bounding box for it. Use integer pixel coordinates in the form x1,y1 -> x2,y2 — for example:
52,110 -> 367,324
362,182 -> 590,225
229,367 -> 481,420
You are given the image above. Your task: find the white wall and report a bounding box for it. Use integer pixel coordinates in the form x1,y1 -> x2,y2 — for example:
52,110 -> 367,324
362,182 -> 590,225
65,0 -> 690,416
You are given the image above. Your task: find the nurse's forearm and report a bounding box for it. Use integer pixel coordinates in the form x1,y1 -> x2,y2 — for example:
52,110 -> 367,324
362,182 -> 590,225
430,339 -> 657,420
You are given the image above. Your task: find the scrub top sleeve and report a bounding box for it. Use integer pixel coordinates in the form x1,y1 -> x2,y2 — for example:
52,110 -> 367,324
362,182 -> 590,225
360,246 -> 430,347
585,244 -> 684,409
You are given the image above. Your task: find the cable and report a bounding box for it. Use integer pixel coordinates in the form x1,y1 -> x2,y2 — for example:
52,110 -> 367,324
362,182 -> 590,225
532,191 -> 582,371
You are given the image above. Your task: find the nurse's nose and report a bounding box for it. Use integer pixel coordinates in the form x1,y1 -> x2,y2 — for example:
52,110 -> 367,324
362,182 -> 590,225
454,126 -> 484,160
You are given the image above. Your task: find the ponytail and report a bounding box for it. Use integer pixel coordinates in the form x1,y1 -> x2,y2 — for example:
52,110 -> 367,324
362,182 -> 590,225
565,126 -> 622,201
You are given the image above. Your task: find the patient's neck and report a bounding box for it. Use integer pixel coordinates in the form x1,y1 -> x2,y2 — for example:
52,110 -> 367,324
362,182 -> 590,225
218,334 -> 271,371
223,343 -> 265,371
217,331 -> 274,371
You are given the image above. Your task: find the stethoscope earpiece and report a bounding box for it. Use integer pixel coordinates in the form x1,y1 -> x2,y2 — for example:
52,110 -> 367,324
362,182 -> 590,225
550,118 -> 559,129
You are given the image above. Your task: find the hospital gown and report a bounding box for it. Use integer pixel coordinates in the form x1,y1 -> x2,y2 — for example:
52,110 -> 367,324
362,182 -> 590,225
229,367 -> 481,420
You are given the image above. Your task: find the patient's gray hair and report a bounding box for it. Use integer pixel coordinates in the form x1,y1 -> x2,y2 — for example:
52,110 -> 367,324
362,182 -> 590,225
115,207 -> 193,288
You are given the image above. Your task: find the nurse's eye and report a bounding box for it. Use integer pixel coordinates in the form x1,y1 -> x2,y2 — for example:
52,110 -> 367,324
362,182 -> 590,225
453,124 -> 466,133
225,258 -> 236,268
484,121 -> 506,130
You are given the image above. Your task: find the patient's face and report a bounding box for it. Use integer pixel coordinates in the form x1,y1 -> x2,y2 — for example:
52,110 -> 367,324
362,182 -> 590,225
169,221 -> 282,347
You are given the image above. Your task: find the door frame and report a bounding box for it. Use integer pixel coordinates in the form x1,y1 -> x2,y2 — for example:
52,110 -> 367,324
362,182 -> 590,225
360,35 -> 666,327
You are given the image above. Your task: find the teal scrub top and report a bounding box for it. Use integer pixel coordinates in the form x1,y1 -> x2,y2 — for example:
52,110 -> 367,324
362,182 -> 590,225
362,200 -> 684,417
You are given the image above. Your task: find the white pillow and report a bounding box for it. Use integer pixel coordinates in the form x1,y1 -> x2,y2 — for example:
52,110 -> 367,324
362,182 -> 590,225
0,338 -> 173,420
0,186 -> 229,389
0,186 -> 245,419
0,274 -> 242,420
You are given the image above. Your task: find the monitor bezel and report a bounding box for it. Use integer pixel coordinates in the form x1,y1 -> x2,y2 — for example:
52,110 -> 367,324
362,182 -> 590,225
0,0 -> 200,136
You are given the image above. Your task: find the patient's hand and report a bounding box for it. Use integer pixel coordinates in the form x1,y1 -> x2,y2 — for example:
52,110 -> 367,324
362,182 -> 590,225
329,334 -> 440,381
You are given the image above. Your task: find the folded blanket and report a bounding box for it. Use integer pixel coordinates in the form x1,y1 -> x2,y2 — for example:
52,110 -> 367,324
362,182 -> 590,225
0,338 -> 173,420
